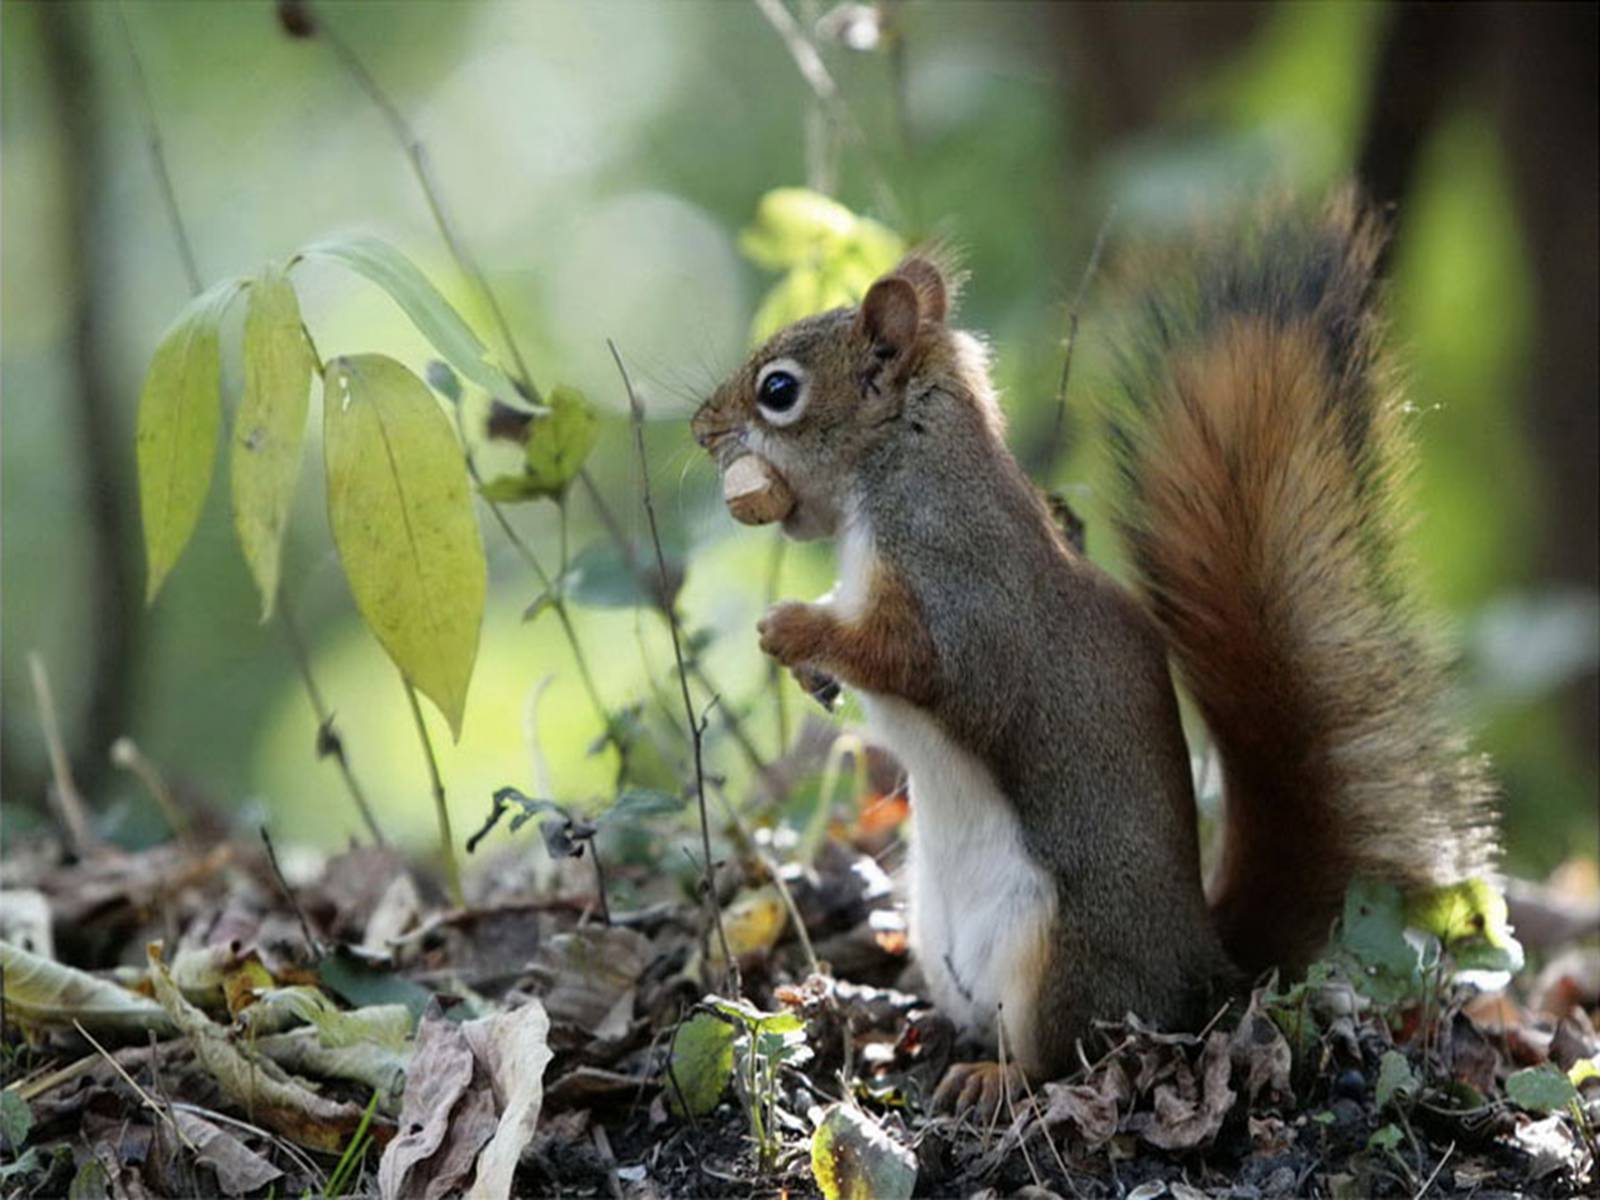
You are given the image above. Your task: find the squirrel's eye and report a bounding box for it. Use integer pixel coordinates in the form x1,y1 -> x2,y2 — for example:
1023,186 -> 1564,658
755,359 -> 808,425
759,370 -> 798,410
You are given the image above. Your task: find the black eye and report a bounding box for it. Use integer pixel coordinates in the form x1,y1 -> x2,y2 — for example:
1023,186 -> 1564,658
758,370 -> 800,412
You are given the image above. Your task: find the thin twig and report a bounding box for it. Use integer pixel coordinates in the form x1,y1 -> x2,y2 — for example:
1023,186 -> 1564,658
1412,1140 -> 1455,1200
316,9 -> 537,401
752,0 -> 902,224
259,826 -> 320,960
118,4 -> 378,842
114,2 -> 201,293
73,1020 -> 198,1153
1049,210 -> 1116,462
278,589 -> 386,846
764,531 -> 792,752
404,680 -> 464,909
110,737 -> 191,844
27,652 -> 97,857
316,6 -> 771,782
612,340 -> 736,989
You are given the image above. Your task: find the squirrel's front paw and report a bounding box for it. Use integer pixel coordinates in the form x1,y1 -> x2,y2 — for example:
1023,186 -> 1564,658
757,601 -> 829,668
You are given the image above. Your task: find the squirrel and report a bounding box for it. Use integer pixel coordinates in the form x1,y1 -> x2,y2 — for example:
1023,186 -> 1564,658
691,194 -> 1498,1115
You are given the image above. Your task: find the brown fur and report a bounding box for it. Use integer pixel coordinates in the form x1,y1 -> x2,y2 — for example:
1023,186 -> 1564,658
1112,198 -> 1498,974
758,562 -> 940,707
695,204 -> 1498,1087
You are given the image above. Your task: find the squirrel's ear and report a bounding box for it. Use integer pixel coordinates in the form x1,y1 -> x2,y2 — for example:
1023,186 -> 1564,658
858,276 -> 921,356
895,257 -> 948,325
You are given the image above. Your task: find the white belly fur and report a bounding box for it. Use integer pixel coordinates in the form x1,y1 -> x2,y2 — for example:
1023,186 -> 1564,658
865,693 -> 1059,1071
828,504 -> 1058,1068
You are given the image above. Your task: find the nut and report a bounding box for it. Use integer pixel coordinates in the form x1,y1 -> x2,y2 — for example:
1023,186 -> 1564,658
723,453 -> 796,526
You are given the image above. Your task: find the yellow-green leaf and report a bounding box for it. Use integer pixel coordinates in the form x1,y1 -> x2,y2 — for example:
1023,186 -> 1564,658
811,1102 -> 916,1200
739,188 -> 904,344
231,264 -> 316,620
301,235 -> 521,405
479,384 -> 597,502
323,354 -> 485,739
665,1012 -> 734,1117
136,277 -> 247,602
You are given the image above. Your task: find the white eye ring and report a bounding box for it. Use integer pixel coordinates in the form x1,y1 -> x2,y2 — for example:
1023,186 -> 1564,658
755,358 -> 809,426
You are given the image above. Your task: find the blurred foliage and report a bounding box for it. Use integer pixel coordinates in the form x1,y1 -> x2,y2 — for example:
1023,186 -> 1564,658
1,1 -> 1593,872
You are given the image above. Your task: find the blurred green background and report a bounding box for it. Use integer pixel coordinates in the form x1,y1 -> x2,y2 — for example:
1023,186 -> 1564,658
3,2 -> 1595,874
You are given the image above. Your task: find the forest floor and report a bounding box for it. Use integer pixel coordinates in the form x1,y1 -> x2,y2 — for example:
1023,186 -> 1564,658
1,761 -> 1597,1200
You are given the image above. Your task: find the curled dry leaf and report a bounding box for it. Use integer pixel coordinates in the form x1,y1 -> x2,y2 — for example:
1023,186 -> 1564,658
147,944 -> 376,1154
378,1013 -> 489,1200
1128,1030 -> 1236,1151
0,940 -> 174,1039
1230,988 -> 1293,1106
461,1000 -> 553,1200
1035,1059 -> 1132,1146
172,1110 -> 284,1197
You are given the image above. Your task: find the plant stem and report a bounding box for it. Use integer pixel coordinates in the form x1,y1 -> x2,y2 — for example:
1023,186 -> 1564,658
278,590 -> 387,846
318,6 -> 771,782
763,530 -> 791,752
612,340 -> 736,990
1049,210 -> 1115,467
752,0 -> 903,225
27,652 -> 98,858
404,679 -> 463,909
118,3 -> 378,839
317,10 -> 538,402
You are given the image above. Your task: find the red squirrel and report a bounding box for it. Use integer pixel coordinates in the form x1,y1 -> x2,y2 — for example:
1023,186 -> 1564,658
692,194 -> 1498,1114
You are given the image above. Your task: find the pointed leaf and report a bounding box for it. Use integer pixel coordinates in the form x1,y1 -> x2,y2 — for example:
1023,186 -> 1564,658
301,235 -> 520,404
137,277 -> 247,601
231,264 -> 316,619
0,939 -> 175,1037
324,354 -> 486,738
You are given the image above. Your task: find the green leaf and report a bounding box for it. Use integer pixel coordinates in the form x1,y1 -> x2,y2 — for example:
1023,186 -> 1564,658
1366,1123 -> 1404,1154
0,1089 -> 32,1149
811,1102 -> 916,1200
317,948 -> 436,1027
666,1012 -> 735,1117
1334,877 -> 1426,1003
231,264 -> 316,619
301,235 -> 520,404
599,789 -> 687,824
564,539 -> 683,610
739,188 -> 905,344
1506,1064 -> 1580,1114
1375,1051 -> 1417,1110
136,277 -> 247,602
707,994 -> 804,1035
1407,878 -> 1525,976
323,354 -> 486,738
478,384 -> 597,502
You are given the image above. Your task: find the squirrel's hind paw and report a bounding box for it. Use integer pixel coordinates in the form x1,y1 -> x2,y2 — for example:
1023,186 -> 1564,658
931,1060 -> 1028,1124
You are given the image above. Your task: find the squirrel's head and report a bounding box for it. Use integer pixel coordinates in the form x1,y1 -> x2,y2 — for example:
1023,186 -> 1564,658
694,255 -> 971,540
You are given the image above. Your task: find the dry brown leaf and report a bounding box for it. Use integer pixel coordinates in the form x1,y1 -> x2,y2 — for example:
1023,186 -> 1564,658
462,1000 -> 553,1200
172,1110 -> 284,1196
534,926 -> 649,1037
1130,1030 -> 1235,1150
147,944 -> 374,1154
377,1014 -> 480,1200
1229,989 -> 1293,1106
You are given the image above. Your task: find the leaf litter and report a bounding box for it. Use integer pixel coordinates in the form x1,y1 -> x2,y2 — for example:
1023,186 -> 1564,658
2,755 -> 1597,1198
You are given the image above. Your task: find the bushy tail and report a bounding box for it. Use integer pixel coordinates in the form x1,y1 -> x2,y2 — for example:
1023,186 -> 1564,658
1108,194 -> 1498,975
